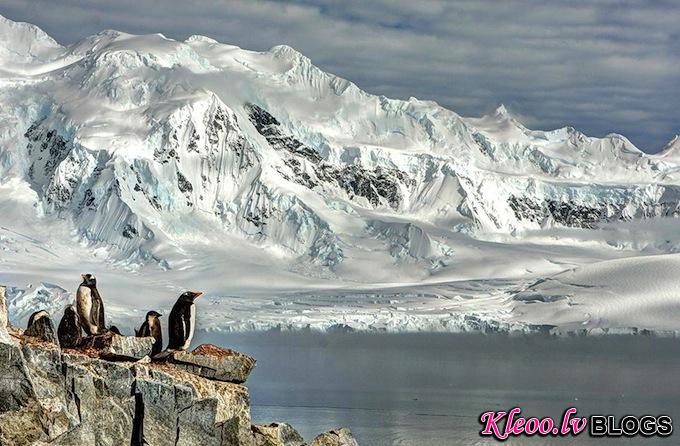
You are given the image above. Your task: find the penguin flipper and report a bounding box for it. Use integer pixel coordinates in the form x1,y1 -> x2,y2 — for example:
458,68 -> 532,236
90,299 -> 101,330
90,288 -> 106,331
137,321 -> 151,337
94,288 -> 106,329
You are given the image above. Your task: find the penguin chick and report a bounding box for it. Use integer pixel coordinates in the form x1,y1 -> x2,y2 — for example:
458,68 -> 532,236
26,310 -> 59,345
167,291 -> 202,351
76,274 -> 106,335
58,305 -> 82,348
136,311 -> 163,356
27,309 -> 49,329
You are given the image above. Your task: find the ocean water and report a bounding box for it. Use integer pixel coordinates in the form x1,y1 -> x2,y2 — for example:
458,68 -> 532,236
195,331 -> 680,445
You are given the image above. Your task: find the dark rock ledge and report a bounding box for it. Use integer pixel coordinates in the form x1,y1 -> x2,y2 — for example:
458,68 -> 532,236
0,286 -> 359,446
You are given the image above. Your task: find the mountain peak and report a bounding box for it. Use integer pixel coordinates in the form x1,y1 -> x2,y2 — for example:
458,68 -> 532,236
185,35 -> 220,45
494,104 -> 511,117
659,135 -> 680,158
487,104 -> 528,131
269,44 -> 307,62
0,14 -> 62,63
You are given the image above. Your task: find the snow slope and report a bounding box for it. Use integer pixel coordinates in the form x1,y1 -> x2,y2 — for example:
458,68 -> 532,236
513,252 -> 680,333
1,15 -> 680,334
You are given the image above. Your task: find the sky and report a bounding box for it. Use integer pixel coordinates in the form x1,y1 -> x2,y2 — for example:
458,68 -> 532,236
1,0 -> 678,152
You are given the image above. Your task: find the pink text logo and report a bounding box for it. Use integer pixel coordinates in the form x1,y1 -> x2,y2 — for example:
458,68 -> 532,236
479,407 -> 587,440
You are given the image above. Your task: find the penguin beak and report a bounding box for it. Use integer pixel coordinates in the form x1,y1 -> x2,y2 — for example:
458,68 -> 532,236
192,291 -> 203,299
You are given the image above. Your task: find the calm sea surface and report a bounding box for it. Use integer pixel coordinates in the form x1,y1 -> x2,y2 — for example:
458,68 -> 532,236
196,331 -> 680,445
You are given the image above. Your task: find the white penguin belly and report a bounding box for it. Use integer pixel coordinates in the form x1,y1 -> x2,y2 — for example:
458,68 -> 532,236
182,304 -> 195,350
76,286 -> 96,333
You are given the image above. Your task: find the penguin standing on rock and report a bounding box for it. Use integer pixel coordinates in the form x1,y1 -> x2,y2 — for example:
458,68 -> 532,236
76,273 -> 106,335
167,291 -> 202,351
26,310 -> 59,344
136,311 -> 163,356
57,305 -> 82,348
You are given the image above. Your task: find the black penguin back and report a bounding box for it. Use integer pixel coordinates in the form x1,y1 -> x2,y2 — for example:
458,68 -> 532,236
136,320 -> 150,337
89,283 -> 106,330
150,320 -> 163,356
167,301 -> 190,350
58,306 -> 81,348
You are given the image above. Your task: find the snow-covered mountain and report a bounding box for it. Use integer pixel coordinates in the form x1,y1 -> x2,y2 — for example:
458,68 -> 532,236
2,15 -> 680,333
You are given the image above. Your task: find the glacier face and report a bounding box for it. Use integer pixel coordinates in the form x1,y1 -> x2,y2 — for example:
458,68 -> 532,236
1,15 -> 680,333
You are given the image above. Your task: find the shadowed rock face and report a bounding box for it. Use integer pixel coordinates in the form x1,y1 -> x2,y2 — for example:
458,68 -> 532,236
0,287 -> 357,445
0,287 -> 37,417
0,340 -> 35,413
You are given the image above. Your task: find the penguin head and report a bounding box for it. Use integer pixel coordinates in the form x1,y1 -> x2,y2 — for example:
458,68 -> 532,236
64,305 -> 77,316
28,310 -> 49,325
146,310 -> 162,319
81,273 -> 97,287
178,290 -> 203,303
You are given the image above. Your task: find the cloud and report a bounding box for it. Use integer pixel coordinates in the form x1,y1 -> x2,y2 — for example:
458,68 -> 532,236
0,0 -> 678,152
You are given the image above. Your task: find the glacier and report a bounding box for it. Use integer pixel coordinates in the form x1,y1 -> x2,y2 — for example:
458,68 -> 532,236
1,14 -> 680,334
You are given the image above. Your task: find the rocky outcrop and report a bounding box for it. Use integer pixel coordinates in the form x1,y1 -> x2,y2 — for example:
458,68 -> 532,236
0,334 -> 253,446
0,286 -> 10,343
252,423 -> 306,446
79,331 -> 155,360
311,428 -> 359,446
171,344 -> 256,384
0,287 -> 358,445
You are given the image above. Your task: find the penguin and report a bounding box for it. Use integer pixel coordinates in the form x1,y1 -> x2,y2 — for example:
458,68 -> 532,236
135,311 -> 163,356
76,273 -> 106,335
27,310 -> 50,329
26,310 -> 59,345
167,291 -> 202,351
57,305 -> 82,348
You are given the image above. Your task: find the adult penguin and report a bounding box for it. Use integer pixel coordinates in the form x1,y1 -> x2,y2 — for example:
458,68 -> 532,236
167,291 -> 202,351
57,305 -> 82,348
135,311 -> 163,356
76,273 -> 106,335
